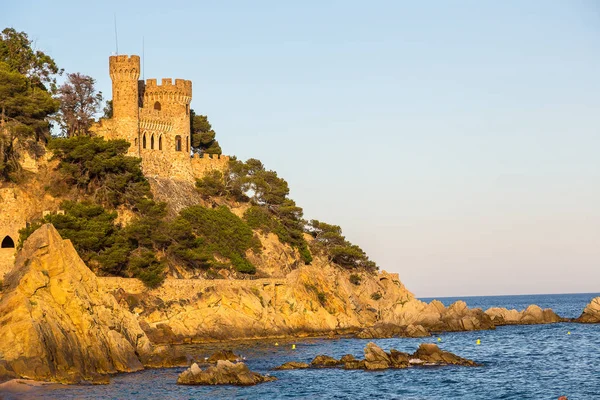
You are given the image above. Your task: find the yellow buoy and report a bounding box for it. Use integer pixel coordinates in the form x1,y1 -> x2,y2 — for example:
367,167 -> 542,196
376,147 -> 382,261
567,331 -> 571,335
292,344 -> 296,350
437,337 -> 441,342
476,339 -> 481,345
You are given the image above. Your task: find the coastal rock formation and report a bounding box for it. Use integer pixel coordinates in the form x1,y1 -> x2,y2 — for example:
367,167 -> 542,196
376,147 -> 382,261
274,362 -> 310,370
104,257 -> 417,342
411,343 -> 479,366
485,305 -> 563,325
177,360 -> 276,386
311,355 -> 342,367
0,224 -> 157,384
576,297 -> 600,323
274,342 -> 479,372
356,323 -> 430,339
207,350 -> 241,363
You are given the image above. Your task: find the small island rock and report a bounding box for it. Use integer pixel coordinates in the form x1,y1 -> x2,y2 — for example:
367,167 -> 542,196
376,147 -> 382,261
274,361 -> 310,370
177,360 -> 276,386
576,297 -> 600,323
310,355 -> 341,367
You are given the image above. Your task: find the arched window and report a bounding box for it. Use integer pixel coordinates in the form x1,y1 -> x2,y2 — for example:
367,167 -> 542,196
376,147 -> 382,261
134,137 -> 138,147
186,136 -> 189,153
1,235 -> 15,248
143,133 -> 147,149
158,135 -> 162,150
154,101 -> 161,111
175,135 -> 182,152
151,134 -> 155,150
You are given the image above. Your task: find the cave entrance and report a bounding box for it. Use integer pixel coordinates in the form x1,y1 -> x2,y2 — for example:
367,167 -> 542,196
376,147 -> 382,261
1,235 -> 15,248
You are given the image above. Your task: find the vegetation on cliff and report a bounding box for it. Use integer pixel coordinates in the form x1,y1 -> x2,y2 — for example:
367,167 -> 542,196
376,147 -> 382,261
0,28 -> 60,180
190,111 -> 221,155
197,157 -> 377,270
7,27 -> 378,288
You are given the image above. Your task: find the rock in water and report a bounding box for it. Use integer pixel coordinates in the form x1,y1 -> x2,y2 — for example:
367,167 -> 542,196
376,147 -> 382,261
274,361 -> 310,370
0,224 -> 155,384
310,355 -> 341,367
363,342 -> 391,370
576,297 -> 600,323
485,305 -> 563,325
275,342 -> 478,372
177,361 -> 276,386
207,350 -> 241,363
411,343 -> 480,366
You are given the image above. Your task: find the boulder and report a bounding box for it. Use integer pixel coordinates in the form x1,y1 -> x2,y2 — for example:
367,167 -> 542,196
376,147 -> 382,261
576,297 -> 600,323
177,360 -> 276,386
310,355 -> 341,367
340,354 -> 356,363
405,324 -> 430,337
274,361 -> 310,370
411,343 -> 479,366
363,342 -> 391,370
207,350 -> 241,363
0,224 -> 158,384
389,349 -> 410,368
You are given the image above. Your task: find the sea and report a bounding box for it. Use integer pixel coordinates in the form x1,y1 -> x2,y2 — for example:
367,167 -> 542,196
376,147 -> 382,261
6,293 -> 600,400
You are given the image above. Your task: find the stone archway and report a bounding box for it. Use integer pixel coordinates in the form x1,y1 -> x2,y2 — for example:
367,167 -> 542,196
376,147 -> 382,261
1,235 -> 15,248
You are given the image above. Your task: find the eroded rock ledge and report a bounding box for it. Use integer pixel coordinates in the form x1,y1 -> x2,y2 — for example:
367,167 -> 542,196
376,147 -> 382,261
275,342 -> 480,371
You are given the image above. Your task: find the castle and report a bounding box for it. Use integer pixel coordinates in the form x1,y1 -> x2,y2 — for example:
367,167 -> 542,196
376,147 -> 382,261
92,54 -> 229,181
0,55 -> 232,279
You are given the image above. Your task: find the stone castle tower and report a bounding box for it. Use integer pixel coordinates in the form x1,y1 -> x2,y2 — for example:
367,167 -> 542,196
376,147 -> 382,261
93,54 -> 228,181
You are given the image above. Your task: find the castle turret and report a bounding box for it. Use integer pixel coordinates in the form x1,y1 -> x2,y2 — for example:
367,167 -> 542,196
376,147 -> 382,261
93,54 -> 212,181
109,55 -> 141,154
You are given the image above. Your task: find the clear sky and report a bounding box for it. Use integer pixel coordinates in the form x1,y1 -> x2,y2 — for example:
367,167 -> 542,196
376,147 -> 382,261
4,1 -> 599,297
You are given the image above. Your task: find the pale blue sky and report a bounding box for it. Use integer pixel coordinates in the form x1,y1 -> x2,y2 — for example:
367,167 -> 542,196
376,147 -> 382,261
4,1 -> 599,296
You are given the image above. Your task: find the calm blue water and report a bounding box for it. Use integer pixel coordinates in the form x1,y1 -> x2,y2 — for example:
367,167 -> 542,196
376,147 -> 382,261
8,293 -> 600,400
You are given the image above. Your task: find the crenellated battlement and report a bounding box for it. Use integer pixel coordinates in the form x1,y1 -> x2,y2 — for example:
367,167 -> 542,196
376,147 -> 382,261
190,153 -> 230,178
142,77 -> 192,103
109,55 -> 140,80
191,153 -> 230,162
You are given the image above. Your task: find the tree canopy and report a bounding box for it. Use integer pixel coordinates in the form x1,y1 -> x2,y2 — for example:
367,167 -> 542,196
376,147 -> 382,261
0,28 -> 61,180
190,110 -> 221,155
57,72 -> 103,137
307,219 -> 377,272
48,136 -> 151,208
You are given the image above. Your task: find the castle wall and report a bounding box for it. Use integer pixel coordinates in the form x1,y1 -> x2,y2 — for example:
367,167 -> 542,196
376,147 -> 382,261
190,153 -> 230,178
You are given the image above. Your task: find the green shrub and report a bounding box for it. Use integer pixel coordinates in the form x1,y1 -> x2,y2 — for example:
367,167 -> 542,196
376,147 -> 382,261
170,205 -> 258,274
128,249 -> 165,288
349,274 -> 361,285
308,220 -> 377,272
244,204 -> 313,265
317,292 -> 327,306
371,292 -> 382,301
195,170 -> 226,198
48,136 -> 152,208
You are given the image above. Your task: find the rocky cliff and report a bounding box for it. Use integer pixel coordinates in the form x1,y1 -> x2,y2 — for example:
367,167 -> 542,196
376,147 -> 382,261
0,224 -> 158,384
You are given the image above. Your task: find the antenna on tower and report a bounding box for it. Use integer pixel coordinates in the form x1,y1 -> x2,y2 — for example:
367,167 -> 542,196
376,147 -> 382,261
114,13 -> 119,55
142,36 -> 145,80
